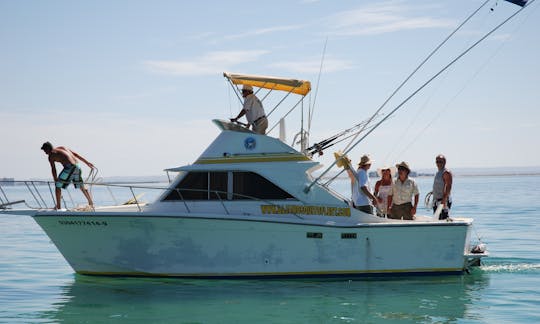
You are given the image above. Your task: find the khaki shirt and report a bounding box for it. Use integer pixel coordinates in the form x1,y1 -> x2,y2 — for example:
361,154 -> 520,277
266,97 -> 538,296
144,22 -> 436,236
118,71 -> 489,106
390,177 -> 419,205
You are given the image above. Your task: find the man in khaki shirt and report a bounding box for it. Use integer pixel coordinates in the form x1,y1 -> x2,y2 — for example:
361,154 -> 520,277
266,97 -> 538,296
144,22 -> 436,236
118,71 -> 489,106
387,161 -> 419,220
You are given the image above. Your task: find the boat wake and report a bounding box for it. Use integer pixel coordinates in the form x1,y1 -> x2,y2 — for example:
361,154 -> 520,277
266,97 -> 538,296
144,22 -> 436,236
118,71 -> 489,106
480,262 -> 540,274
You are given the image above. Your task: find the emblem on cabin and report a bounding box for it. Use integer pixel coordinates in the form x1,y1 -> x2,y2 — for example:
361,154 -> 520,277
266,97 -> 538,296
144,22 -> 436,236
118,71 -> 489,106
244,137 -> 256,150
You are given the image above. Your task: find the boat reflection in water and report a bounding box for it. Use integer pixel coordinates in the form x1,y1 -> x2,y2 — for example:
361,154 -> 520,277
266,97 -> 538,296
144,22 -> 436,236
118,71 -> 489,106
40,272 -> 489,322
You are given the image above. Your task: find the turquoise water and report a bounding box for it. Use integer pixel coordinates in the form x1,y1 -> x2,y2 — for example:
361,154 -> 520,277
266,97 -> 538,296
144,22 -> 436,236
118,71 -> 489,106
1,175 -> 539,323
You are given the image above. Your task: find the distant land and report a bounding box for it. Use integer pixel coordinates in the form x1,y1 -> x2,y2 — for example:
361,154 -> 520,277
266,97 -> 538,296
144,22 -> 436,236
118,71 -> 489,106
322,166 -> 540,180
418,166 -> 540,177
2,166 -> 540,183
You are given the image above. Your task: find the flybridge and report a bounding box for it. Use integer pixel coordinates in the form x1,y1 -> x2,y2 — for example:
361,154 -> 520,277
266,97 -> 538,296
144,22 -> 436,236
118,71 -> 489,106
224,72 -> 313,152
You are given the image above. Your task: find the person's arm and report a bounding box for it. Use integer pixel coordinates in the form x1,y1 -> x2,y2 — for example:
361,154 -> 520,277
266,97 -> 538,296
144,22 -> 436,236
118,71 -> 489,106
71,151 -> 94,169
361,186 -> 378,204
411,181 -> 419,216
411,194 -> 419,216
230,109 -> 246,123
345,168 -> 356,183
387,184 -> 393,212
374,180 -> 381,197
49,158 -> 58,181
442,171 -> 453,207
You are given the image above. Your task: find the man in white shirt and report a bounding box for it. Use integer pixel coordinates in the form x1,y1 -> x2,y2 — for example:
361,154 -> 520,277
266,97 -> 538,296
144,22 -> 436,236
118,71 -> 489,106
345,154 -> 380,214
230,85 -> 268,134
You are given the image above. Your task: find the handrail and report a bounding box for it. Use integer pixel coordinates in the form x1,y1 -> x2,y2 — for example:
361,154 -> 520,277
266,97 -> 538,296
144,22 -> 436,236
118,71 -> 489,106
0,180 -> 307,219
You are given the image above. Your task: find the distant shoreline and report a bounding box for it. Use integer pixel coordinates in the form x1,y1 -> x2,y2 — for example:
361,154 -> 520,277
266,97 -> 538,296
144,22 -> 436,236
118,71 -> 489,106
2,167 -> 540,183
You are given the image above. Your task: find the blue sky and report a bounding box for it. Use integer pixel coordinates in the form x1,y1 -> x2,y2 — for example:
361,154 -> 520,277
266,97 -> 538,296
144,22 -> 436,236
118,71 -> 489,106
1,0 -> 539,179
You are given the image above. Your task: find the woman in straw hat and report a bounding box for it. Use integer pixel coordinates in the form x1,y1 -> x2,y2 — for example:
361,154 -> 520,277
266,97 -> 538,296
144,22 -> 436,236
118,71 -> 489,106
387,161 -> 419,220
345,154 -> 381,214
374,166 -> 395,217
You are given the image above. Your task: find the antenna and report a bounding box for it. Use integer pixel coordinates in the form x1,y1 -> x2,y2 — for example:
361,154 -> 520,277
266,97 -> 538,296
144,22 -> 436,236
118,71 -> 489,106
309,37 -> 328,134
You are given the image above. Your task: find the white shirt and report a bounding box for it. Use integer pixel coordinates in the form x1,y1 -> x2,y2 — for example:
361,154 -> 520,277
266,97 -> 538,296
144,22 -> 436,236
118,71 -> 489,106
352,168 -> 371,206
243,94 -> 265,125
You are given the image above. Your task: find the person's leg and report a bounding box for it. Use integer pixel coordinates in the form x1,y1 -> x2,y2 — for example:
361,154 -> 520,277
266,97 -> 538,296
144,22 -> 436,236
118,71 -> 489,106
403,203 -> 413,220
439,209 -> 449,220
55,187 -> 62,209
253,117 -> 268,134
80,187 -> 94,207
388,204 -> 402,219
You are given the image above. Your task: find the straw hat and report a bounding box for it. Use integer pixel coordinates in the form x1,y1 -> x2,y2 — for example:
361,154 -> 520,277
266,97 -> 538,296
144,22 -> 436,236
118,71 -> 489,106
358,154 -> 373,167
377,166 -> 396,178
242,84 -> 253,92
395,161 -> 411,172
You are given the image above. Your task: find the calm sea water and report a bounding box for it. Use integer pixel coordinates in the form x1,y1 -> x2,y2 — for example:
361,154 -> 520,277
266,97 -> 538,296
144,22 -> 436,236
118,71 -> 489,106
1,175 -> 539,323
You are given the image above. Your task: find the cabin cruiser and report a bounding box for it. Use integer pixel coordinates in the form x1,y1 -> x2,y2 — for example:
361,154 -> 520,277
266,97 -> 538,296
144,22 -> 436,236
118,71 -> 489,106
0,73 -> 487,278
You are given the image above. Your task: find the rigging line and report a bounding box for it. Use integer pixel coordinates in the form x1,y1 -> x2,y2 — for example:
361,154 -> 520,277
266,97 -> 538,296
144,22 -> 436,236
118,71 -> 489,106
323,168 -> 346,187
305,3 -> 530,193
266,88 -> 295,119
319,121 -> 381,150
382,71 -> 448,164
267,96 -> 305,133
392,1 -> 537,161
385,0 -> 513,162
226,82 -> 234,118
342,0 -> 491,152
308,115 -> 378,150
226,77 -> 244,105
309,36 -> 328,133
394,8 -> 532,161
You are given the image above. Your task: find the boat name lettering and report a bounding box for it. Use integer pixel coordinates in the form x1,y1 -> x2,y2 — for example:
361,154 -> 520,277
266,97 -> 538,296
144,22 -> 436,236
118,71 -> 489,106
58,220 -> 108,226
260,205 -> 350,217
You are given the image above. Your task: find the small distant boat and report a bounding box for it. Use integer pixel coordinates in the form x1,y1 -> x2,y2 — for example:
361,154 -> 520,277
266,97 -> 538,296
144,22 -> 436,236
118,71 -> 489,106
1,72 -> 487,278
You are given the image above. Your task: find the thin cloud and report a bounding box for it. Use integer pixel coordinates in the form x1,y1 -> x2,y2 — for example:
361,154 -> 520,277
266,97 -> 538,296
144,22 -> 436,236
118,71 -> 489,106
269,57 -> 356,74
144,50 -> 268,76
224,24 -> 306,40
326,2 -> 454,36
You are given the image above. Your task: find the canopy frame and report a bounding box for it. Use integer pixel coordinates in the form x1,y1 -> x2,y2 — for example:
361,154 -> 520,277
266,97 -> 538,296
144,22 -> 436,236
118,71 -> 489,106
224,72 -> 312,152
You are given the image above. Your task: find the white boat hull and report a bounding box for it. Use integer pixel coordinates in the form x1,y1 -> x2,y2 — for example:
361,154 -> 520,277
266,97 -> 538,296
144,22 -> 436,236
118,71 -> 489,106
33,213 -> 473,278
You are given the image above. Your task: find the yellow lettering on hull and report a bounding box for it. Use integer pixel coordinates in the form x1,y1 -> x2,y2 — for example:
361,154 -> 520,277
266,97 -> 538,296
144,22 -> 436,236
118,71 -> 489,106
260,205 -> 351,217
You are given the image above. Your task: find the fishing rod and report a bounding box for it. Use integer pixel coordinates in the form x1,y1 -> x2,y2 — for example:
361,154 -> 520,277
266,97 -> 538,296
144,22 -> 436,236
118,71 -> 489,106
306,116 -> 381,156
305,1 -> 532,193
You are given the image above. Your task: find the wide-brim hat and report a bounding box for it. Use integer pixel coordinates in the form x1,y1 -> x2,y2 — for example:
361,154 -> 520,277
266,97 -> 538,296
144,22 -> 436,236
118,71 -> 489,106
377,166 -> 396,178
395,161 -> 411,172
358,154 -> 373,167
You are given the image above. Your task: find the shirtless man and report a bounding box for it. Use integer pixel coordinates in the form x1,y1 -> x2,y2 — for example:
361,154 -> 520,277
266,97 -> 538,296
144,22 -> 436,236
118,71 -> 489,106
40,141 -> 94,209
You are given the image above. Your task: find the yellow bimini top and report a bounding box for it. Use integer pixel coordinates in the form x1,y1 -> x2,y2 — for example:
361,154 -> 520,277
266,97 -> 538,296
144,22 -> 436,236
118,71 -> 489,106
223,72 -> 311,96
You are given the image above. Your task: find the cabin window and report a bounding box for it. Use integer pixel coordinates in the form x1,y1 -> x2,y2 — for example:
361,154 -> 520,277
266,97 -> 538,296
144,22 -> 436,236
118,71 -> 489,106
232,172 -> 293,200
163,171 -> 294,201
209,172 -> 228,200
